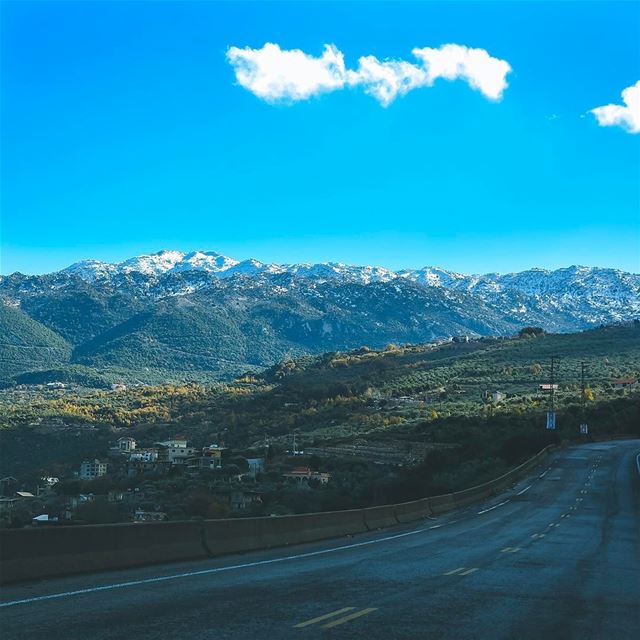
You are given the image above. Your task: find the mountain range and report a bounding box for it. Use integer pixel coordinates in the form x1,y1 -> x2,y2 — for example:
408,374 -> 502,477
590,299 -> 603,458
1,250 -> 638,386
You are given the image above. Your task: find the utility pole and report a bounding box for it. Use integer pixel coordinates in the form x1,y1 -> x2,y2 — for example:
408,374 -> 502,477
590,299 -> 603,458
550,356 -> 557,414
546,356 -> 559,430
580,362 -> 589,437
581,361 -> 586,416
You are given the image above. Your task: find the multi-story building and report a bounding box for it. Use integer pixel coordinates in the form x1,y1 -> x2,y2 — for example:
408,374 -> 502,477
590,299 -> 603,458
79,459 -> 108,481
117,436 -> 137,452
155,439 -> 197,464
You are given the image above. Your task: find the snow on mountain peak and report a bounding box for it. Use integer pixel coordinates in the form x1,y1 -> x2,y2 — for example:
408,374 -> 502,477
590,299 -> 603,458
57,249 -> 639,320
177,251 -> 239,273
121,250 -> 186,276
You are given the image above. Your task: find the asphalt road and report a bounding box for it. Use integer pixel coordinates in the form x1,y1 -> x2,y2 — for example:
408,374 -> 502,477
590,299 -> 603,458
1,440 -> 639,640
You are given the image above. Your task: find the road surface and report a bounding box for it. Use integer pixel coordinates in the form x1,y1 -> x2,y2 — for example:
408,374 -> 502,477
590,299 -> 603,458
1,440 -> 639,639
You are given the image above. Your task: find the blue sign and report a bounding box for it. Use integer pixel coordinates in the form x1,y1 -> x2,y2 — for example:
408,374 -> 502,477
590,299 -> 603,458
546,412 -> 557,430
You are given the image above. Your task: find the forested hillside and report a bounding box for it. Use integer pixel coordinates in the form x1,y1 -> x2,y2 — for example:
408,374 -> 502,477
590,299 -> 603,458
1,262 -> 638,385
2,324 -> 638,487
0,303 -> 72,381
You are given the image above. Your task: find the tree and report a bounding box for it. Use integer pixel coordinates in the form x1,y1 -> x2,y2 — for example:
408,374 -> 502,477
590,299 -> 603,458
185,491 -> 228,519
519,327 -> 545,338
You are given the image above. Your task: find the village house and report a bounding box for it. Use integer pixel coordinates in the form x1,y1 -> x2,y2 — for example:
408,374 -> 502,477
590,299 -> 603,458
283,466 -> 332,485
79,459 -> 108,481
246,458 -> 265,478
155,438 -> 197,464
193,444 -> 226,470
611,377 -> 637,389
117,436 -> 137,452
45,382 -> 67,390
212,487 -> 262,513
129,448 -> 159,463
184,444 -> 229,473
126,458 -> 171,478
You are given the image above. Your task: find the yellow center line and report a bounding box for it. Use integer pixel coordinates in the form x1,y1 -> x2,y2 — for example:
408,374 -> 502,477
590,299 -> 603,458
459,568 -> 479,576
294,607 -> 355,628
322,608 -> 378,629
444,567 -> 466,575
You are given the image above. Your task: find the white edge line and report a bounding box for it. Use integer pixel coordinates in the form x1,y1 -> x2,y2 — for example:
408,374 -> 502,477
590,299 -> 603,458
0,527 -> 430,609
477,499 -> 510,515
2,452 -> 566,609
516,484 -> 532,496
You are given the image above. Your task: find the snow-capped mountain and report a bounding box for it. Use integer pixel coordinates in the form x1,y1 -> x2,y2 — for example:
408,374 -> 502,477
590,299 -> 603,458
62,250 -> 401,284
60,249 -> 639,293
58,250 -> 640,322
1,250 -> 638,385
63,250 -> 240,279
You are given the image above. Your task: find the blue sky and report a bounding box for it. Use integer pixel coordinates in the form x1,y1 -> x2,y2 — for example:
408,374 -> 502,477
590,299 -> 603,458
1,1 -> 639,275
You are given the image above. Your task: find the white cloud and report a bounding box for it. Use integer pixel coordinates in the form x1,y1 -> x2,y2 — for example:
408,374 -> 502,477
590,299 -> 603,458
590,81 -> 640,134
347,57 -> 428,106
412,44 -> 512,101
226,42 -> 512,106
226,43 -> 347,103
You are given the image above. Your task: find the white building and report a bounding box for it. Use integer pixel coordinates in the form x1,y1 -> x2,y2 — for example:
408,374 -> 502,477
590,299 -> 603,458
155,439 -> 197,464
129,448 -> 158,462
117,436 -> 137,452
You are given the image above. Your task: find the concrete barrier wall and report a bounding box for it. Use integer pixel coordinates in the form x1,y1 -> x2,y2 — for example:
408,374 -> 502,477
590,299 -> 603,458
0,521 -> 207,584
0,442 -> 575,585
453,484 -> 493,509
394,498 -> 432,523
363,505 -> 399,530
427,493 -> 457,515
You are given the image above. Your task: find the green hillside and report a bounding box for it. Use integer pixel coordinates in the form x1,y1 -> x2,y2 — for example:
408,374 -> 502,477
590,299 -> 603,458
1,324 -> 638,506
71,298 -> 305,376
0,303 -> 72,382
